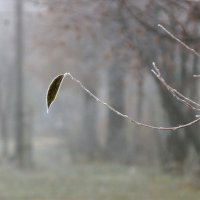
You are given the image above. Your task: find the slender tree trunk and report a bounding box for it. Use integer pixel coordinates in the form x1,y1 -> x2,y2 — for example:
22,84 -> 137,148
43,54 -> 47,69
80,85 -> 100,161
128,77 -> 144,164
14,0 -> 32,168
1,111 -> 8,159
0,76 -> 9,160
105,58 -> 127,162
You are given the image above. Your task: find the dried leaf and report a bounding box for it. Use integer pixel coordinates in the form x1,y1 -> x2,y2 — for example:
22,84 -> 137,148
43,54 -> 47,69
46,74 -> 65,113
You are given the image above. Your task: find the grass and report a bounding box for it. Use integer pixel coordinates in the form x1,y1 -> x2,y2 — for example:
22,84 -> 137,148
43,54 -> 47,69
0,164 -> 199,200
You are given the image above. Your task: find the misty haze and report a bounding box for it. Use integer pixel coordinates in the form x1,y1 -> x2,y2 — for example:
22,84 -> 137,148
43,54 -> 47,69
0,0 -> 200,199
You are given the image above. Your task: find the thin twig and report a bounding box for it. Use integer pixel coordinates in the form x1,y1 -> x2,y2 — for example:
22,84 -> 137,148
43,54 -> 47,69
152,63 -> 200,111
157,25 -> 200,108
158,24 -> 200,58
63,72 -> 200,131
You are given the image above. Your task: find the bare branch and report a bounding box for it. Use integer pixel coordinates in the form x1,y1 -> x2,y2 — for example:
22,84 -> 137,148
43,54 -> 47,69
158,24 -> 200,57
58,72 -> 200,131
152,62 -> 200,111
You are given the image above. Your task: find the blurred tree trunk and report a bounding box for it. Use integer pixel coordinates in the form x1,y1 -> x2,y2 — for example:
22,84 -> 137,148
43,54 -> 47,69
80,85 -> 100,161
134,78 -> 144,163
159,86 -> 188,173
105,58 -> 127,162
0,78 -> 9,160
14,0 -> 32,168
128,69 -> 144,164
157,44 -> 200,173
186,54 -> 200,165
1,108 -> 8,159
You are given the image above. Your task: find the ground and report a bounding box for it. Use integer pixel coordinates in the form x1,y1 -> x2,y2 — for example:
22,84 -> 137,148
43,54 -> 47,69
0,164 -> 199,200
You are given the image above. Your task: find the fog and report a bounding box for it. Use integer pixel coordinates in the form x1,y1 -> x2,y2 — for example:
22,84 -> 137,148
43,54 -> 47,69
0,0 -> 200,199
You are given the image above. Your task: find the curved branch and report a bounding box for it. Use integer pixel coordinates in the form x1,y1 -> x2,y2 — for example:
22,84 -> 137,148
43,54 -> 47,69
46,72 -> 200,131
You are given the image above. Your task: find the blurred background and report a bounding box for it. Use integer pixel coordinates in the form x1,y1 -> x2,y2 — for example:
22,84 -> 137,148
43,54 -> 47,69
1,0 -> 200,199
